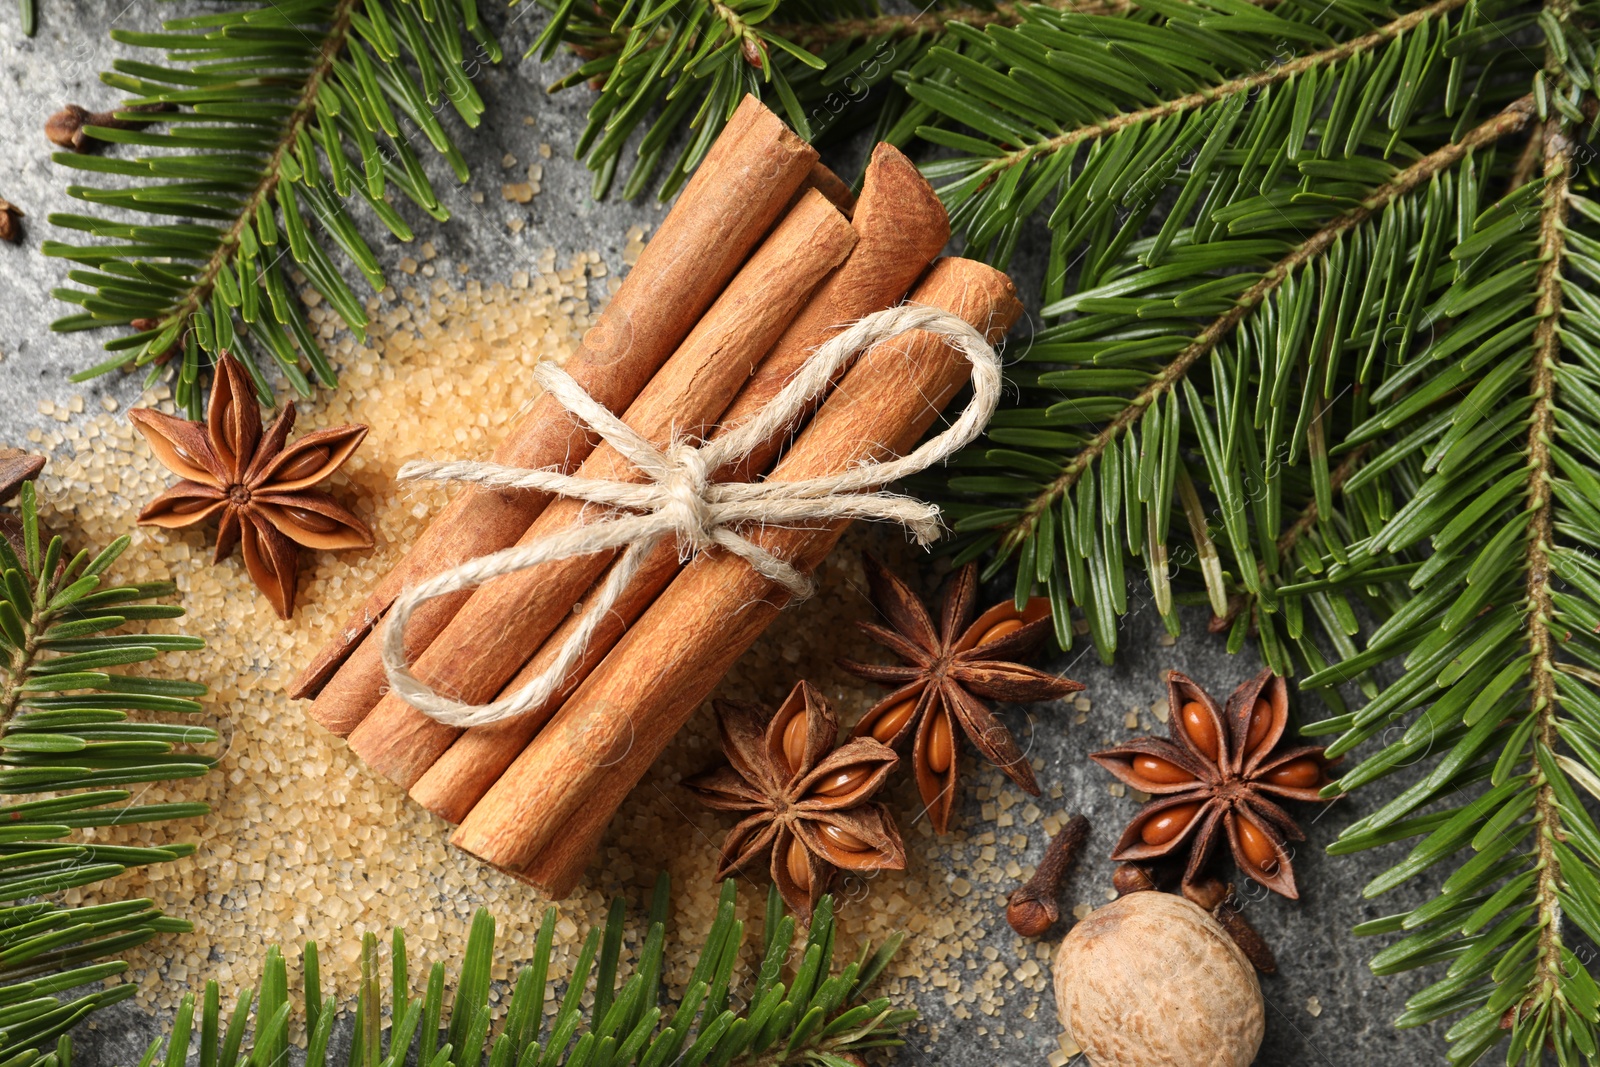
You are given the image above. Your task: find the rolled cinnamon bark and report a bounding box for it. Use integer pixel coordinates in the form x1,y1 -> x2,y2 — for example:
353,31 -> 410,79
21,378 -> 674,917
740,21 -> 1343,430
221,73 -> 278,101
407,144 -> 948,822
801,160 -> 856,216
451,257 -> 1022,894
290,95 -> 817,725
345,189 -> 857,786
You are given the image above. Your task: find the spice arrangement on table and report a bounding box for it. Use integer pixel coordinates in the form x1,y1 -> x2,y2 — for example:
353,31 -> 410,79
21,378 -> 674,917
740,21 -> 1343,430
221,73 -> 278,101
10,0 -> 1600,1055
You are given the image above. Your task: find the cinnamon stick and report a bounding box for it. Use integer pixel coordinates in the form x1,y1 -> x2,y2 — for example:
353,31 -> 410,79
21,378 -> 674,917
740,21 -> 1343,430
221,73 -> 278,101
344,190 -> 857,786
290,96 -> 816,722
800,160 -> 856,216
450,257 -> 1022,894
408,144 -> 948,822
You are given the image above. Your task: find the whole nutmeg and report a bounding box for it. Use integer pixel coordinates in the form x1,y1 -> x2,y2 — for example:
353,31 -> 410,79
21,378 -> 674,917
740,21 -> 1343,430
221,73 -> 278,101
1053,892 -> 1264,1067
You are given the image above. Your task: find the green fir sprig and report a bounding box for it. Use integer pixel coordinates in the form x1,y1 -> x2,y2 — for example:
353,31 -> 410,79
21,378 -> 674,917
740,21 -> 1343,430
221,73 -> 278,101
0,480 -> 213,1065
527,0 -> 979,200
65,878 -> 911,1067
869,0 -> 1600,1057
46,0 -> 501,417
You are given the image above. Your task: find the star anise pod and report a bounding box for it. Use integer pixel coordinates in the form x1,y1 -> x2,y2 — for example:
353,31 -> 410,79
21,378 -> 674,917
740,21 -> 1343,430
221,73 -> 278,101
839,557 -> 1085,834
130,352 -> 371,619
685,680 -> 905,921
1091,669 -> 1333,899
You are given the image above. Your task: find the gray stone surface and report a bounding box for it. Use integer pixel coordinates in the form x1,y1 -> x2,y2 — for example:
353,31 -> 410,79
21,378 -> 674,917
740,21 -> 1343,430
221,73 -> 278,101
1,3 -> 1448,1063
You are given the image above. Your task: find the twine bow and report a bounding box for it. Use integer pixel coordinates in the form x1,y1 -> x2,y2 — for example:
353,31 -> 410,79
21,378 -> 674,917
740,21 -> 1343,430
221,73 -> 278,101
381,303 -> 1004,728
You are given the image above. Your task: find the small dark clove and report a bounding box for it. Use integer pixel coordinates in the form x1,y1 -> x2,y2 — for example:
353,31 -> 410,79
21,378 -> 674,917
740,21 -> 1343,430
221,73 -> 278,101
1006,813 -> 1089,937
1184,876 -> 1277,974
46,102 -> 177,153
0,198 -> 22,245
1112,862 -> 1159,896
1213,903 -> 1277,974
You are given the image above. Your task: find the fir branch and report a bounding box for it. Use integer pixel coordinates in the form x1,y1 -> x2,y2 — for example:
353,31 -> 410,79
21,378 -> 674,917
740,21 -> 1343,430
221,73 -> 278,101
45,0 -> 500,416
154,0 -> 364,367
920,0 -> 1544,674
0,480 -> 212,1063
77,880 -> 913,1067
973,0 -> 1473,188
1525,112 -> 1569,1026
1003,93 -> 1539,556
770,0 -> 1132,52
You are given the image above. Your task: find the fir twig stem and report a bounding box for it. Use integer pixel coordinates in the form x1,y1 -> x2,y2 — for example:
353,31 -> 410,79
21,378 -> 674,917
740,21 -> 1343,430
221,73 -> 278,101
772,0 -> 1133,50
980,0 -> 1473,182
0,609 -> 33,731
154,0 -> 363,349
1526,109 -> 1570,1018
1000,93 -> 1539,554
1277,444 -> 1369,561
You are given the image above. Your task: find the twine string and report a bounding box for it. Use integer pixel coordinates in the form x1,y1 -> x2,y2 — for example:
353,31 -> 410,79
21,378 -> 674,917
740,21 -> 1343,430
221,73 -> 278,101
381,303 -> 1004,728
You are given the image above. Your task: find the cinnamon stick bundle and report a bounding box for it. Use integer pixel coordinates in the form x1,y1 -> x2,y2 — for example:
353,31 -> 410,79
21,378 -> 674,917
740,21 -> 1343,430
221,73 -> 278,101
450,257 -> 1022,895
407,144 -> 950,822
291,96 -> 817,728
345,189 -> 857,786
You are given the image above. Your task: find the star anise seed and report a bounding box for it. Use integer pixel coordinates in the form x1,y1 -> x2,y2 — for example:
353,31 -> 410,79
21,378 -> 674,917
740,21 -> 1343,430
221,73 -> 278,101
1091,669 -> 1332,899
685,680 -> 905,921
839,557 -> 1084,834
130,352 -> 372,619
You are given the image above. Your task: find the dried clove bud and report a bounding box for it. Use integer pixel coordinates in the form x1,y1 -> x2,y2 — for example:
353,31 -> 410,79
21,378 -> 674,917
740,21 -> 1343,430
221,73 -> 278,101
1181,874 -> 1230,912
1112,862 -> 1158,896
1212,903 -> 1277,975
1007,813 -> 1089,937
0,198 -> 22,245
1183,876 -> 1277,974
46,102 -> 177,153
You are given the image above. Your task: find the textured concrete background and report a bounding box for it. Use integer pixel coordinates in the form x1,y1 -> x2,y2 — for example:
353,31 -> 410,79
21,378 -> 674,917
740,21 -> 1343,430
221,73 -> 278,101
2,2 -> 1449,1063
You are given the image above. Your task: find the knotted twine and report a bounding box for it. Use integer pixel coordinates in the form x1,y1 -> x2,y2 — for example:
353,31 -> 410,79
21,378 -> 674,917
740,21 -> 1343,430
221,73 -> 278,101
380,303 -> 1004,729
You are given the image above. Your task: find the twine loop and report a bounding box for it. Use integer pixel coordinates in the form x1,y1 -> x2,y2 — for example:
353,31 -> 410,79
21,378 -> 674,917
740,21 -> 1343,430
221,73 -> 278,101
381,303 -> 1004,728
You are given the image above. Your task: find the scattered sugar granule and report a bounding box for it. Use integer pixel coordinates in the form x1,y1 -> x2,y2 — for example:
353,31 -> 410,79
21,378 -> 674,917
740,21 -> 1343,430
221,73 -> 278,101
500,152 -> 517,168
1307,996 -> 1323,1017
502,183 -> 535,204
1124,710 -> 1140,729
